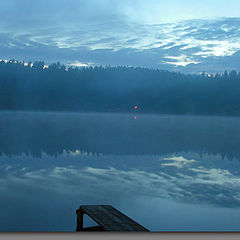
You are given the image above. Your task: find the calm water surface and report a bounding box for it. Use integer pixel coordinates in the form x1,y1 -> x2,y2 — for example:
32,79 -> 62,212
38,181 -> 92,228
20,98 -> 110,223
1,111 -> 240,231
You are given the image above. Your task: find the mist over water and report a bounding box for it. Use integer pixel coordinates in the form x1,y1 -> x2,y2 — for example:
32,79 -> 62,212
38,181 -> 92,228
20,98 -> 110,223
1,111 -> 240,158
1,111 -> 240,231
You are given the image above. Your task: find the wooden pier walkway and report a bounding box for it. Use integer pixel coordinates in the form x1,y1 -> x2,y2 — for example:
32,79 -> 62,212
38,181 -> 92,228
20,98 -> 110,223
76,205 -> 150,232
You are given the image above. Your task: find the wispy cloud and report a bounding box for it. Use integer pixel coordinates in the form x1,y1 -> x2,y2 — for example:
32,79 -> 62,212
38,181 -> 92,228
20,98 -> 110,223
1,2 -> 240,73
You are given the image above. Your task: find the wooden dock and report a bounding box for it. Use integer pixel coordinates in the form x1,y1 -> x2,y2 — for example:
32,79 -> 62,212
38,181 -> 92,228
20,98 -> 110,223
76,205 -> 150,232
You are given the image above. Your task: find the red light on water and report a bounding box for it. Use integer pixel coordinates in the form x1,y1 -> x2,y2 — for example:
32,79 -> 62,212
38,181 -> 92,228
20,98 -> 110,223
134,116 -> 137,120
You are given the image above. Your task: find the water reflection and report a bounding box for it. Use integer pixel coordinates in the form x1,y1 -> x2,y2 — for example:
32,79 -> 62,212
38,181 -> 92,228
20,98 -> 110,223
1,152 -> 240,209
1,151 -> 240,231
1,111 -> 240,231
0,111 -> 240,159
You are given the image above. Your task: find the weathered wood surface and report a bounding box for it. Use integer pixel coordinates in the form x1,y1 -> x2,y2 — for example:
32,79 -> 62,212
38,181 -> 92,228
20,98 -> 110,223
76,205 -> 150,232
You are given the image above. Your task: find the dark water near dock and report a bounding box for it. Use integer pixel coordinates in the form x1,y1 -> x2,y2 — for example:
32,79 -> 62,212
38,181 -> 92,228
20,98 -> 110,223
1,111 -> 240,231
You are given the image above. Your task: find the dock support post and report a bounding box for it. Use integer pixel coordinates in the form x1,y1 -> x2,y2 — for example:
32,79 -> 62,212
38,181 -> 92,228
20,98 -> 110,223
76,209 -> 84,231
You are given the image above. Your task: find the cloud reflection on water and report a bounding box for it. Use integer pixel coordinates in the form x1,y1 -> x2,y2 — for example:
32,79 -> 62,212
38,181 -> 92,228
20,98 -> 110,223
1,152 -> 240,209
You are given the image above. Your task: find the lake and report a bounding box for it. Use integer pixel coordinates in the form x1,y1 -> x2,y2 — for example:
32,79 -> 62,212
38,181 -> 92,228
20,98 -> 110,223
1,111 -> 240,232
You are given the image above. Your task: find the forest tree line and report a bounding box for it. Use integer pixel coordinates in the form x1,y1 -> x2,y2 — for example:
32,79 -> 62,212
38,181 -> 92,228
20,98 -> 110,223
0,59 -> 240,116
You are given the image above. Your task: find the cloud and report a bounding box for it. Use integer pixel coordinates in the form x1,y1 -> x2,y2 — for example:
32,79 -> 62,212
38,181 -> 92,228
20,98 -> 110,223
1,7 -> 240,72
68,61 -> 92,67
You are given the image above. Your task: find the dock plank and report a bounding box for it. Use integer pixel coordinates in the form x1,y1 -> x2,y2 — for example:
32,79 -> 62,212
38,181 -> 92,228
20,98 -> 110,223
76,205 -> 149,232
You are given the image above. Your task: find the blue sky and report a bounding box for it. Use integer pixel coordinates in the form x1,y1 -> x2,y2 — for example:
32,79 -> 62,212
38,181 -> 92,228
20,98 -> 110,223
1,0 -> 240,72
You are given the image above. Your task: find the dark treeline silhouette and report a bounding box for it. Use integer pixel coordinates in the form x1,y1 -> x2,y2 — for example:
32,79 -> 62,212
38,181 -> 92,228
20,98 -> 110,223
1,59 -> 240,115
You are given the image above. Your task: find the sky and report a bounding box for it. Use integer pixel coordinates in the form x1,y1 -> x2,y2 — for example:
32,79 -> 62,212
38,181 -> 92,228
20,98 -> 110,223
1,0 -> 240,72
